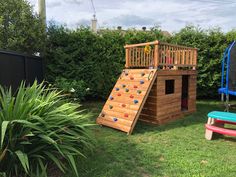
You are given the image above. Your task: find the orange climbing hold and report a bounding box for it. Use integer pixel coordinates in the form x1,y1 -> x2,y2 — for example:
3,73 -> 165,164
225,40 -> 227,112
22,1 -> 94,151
124,113 -> 129,118
122,104 -> 126,107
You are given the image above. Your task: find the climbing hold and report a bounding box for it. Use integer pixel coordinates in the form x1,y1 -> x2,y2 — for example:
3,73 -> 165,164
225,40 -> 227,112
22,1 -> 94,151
125,72 -> 129,76
137,90 -> 142,94
141,72 -> 145,76
122,84 -> 126,88
124,113 -> 129,118
130,76 -> 134,80
115,88 -> 120,91
100,112 -> 105,117
110,96 -> 114,100
109,105 -> 113,109
117,93 -> 121,96
134,100 -> 139,104
113,117 -> 118,122
122,104 -> 126,107
130,95 -> 134,99
140,80 -> 145,84
125,88 -> 129,92
133,85 -> 138,89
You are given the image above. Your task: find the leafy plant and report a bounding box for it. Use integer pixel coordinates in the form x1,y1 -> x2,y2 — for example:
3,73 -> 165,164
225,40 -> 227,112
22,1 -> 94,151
54,77 -> 88,101
45,24 -> 236,99
0,81 -> 94,177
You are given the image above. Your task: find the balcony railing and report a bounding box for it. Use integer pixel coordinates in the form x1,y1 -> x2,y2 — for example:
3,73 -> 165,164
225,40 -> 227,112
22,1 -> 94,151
124,40 -> 197,70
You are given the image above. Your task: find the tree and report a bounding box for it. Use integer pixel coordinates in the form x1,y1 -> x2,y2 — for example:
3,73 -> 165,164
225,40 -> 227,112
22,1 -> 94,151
0,0 -> 45,55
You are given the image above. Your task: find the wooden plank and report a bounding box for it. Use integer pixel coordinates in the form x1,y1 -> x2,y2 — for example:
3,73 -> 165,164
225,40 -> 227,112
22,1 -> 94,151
124,40 -> 159,48
102,109 -> 136,122
97,118 -> 131,132
156,70 -> 197,76
128,70 -> 158,134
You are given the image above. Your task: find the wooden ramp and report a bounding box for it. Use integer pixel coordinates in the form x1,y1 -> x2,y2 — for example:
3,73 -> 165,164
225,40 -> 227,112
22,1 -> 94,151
96,69 -> 157,134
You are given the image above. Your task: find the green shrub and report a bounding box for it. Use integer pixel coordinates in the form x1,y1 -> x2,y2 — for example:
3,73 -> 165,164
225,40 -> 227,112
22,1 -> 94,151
54,77 -> 88,101
45,25 -> 166,99
45,24 -> 236,99
0,82 -> 93,177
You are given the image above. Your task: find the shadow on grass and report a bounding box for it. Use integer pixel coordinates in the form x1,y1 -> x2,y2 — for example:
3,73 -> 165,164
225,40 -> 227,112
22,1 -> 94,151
133,101 -> 223,135
81,100 -> 225,135
76,127 -> 165,177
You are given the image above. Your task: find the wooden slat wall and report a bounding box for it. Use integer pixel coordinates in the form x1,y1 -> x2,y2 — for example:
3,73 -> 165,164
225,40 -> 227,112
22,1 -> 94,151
139,70 -> 197,125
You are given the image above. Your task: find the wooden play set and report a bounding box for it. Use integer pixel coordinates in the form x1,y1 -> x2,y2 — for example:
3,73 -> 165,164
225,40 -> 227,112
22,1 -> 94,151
96,40 -> 198,134
205,41 -> 236,140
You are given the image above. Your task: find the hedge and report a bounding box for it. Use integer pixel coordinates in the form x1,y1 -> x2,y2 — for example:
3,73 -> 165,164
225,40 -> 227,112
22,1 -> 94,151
45,24 -> 236,100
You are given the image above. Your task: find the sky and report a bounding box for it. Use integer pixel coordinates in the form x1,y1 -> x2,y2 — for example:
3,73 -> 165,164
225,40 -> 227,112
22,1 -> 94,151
28,0 -> 236,32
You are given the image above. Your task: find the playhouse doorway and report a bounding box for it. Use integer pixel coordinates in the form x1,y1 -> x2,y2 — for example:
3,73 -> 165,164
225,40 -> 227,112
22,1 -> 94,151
181,75 -> 189,111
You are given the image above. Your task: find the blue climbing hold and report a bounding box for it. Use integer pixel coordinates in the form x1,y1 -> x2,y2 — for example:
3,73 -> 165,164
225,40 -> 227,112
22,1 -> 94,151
125,88 -> 129,92
110,96 -> 114,100
115,88 -> 120,91
113,117 -> 118,122
140,80 -> 144,84
134,100 -> 139,104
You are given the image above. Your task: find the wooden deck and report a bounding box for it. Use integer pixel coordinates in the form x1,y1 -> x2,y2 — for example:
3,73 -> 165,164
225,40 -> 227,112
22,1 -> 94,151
125,40 -> 197,70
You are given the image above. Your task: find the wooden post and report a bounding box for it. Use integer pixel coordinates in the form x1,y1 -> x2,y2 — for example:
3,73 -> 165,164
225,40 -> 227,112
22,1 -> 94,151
193,49 -> 197,70
38,0 -> 46,30
125,46 -> 129,68
153,41 -> 159,68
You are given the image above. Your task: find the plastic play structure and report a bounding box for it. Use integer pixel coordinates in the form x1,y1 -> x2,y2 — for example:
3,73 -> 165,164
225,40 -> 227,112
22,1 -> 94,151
96,41 -> 198,134
205,41 -> 236,140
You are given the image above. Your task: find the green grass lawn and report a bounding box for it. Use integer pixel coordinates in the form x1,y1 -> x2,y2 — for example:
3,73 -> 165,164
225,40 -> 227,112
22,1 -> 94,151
78,101 -> 236,177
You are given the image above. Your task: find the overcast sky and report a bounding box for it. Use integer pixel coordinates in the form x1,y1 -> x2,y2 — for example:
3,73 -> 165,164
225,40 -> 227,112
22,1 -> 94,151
28,0 -> 236,32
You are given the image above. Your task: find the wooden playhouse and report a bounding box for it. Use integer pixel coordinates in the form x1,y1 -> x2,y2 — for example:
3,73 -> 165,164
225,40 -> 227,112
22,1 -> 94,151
96,41 -> 197,134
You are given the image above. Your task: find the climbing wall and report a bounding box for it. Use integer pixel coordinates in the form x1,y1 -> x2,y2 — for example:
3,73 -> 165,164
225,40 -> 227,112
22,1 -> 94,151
96,69 -> 157,134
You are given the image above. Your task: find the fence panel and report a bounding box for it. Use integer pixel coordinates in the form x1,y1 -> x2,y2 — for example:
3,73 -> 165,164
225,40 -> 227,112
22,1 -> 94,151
0,50 -> 44,91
